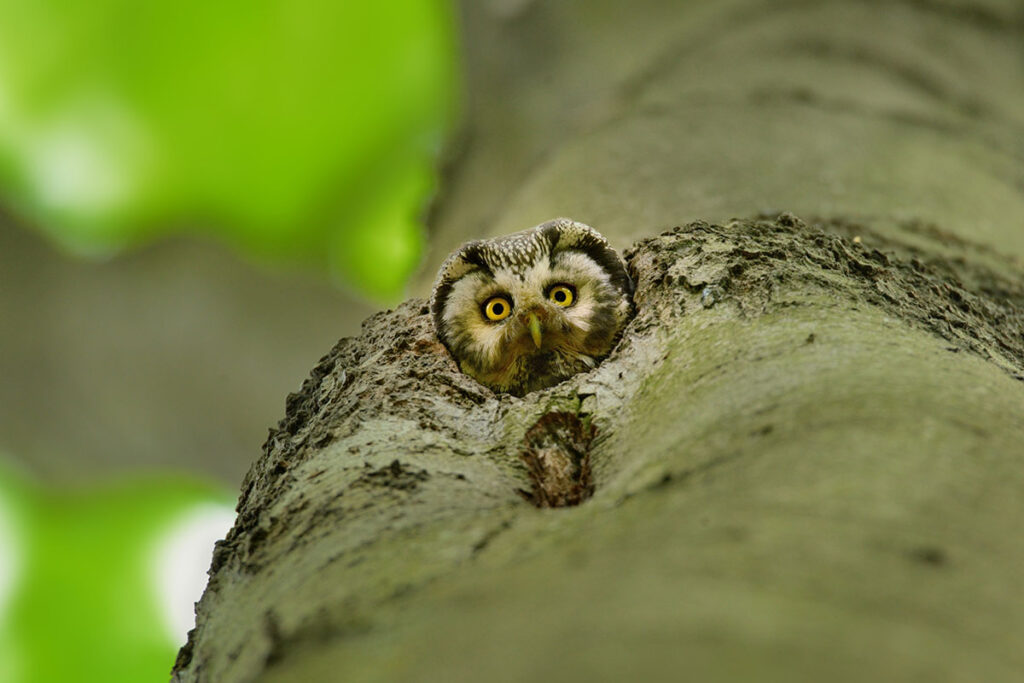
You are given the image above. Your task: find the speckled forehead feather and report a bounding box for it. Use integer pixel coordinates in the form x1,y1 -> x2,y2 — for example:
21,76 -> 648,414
467,227 -> 558,272
433,219 -> 618,290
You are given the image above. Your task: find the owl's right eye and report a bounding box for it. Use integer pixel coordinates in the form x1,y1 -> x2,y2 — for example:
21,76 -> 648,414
483,296 -> 512,321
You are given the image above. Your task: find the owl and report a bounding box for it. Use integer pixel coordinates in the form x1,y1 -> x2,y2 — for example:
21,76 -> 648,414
430,218 -> 633,396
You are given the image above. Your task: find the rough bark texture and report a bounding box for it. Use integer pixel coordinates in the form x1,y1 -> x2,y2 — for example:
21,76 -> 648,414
174,1 -> 1024,681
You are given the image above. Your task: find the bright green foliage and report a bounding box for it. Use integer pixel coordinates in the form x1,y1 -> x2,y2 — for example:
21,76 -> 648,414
0,1 -> 459,300
0,465 -> 234,683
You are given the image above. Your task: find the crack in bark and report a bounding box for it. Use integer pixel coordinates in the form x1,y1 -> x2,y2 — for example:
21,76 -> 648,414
518,411 -> 596,508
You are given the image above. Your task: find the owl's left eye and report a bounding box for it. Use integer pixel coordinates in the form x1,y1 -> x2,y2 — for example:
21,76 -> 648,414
547,284 -> 576,307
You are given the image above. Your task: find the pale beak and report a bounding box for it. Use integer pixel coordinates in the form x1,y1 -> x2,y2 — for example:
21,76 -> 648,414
526,312 -> 543,348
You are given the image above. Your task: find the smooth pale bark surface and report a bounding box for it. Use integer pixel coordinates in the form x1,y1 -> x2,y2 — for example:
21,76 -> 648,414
174,2 -> 1024,681
422,0 -> 1024,274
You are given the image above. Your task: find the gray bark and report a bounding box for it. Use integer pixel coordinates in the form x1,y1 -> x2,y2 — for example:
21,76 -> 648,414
173,1 -> 1024,681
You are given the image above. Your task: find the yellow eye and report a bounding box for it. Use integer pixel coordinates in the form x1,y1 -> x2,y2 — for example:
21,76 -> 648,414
483,296 -> 512,321
548,284 -> 575,307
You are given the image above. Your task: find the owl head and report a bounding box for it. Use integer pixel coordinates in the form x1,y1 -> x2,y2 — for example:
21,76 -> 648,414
430,218 -> 633,396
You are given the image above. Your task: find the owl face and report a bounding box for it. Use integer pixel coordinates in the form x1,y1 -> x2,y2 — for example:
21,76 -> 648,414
431,219 -> 633,396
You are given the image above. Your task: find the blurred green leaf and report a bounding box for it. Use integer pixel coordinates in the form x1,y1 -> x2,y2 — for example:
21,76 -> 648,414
0,464 -> 234,683
0,0 -> 458,300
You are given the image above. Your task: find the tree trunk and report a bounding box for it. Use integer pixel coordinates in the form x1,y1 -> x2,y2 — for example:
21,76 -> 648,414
172,2 -> 1024,681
